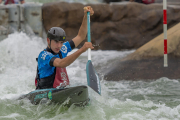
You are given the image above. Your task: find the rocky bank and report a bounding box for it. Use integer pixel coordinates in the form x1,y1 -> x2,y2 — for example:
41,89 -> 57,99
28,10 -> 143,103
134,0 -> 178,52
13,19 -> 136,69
42,2 -> 180,50
104,23 -> 180,80
42,2 -> 180,80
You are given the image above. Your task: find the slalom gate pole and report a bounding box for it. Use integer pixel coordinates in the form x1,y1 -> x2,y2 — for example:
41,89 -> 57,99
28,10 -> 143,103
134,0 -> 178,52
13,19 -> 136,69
163,0 -> 168,67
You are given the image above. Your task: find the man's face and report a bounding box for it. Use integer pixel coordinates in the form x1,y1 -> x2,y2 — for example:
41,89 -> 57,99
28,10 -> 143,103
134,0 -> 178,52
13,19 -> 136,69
47,38 -> 64,53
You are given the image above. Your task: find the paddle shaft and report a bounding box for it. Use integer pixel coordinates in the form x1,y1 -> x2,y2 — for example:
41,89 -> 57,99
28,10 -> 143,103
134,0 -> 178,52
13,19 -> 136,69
87,12 -> 91,61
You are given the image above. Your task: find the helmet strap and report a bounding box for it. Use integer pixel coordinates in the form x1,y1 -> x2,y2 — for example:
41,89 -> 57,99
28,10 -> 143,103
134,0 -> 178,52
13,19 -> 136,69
49,39 -> 51,49
47,39 -> 58,55
48,39 -> 53,52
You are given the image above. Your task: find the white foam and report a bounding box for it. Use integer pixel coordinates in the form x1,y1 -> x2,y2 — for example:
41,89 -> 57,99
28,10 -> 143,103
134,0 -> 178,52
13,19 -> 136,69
1,32 -> 180,120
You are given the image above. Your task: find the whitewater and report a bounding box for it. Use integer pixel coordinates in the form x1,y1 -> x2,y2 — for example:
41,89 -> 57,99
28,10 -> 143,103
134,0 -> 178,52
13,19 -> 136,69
0,32 -> 180,120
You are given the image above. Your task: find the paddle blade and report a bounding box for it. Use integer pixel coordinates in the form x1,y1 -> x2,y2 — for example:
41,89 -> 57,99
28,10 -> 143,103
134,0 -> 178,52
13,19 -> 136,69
86,60 -> 101,95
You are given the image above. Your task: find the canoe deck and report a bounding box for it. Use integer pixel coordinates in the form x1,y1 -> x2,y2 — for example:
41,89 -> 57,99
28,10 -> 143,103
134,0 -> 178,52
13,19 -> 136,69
18,85 -> 89,107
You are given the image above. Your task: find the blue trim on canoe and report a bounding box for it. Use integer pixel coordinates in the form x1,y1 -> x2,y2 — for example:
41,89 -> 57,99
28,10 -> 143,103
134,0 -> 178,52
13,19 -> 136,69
28,88 -> 63,94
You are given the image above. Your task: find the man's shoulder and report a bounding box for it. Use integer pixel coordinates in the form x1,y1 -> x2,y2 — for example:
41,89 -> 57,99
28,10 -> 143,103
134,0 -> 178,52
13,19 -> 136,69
61,44 -> 68,54
38,50 -> 53,61
61,41 -> 70,54
38,50 -> 50,56
61,41 -> 74,54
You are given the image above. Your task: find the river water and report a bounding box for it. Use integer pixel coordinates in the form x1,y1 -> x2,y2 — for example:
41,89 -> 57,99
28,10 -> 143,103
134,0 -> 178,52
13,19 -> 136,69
1,0 -> 180,119
1,32 -> 180,120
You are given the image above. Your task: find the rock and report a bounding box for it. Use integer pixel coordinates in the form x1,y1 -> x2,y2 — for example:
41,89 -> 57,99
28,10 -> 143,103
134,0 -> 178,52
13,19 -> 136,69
42,2 -> 84,42
104,23 -> 180,81
42,2 -> 180,50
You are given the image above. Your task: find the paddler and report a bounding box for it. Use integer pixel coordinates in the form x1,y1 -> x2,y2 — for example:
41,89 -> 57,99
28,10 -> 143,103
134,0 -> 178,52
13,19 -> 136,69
35,6 -> 94,89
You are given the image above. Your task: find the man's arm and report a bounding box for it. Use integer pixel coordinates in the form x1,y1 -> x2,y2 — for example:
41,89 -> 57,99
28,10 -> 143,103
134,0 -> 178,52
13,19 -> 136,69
72,6 -> 94,47
0,0 -> 3,4
53,42 -> 94,68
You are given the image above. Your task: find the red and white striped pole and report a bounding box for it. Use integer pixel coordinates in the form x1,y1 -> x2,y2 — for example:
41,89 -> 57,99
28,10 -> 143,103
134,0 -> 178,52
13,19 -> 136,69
163,0 -> 168,67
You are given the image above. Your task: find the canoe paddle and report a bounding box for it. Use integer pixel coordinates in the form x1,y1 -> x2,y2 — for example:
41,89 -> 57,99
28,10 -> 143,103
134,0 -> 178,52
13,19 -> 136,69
86,11 -> 101,95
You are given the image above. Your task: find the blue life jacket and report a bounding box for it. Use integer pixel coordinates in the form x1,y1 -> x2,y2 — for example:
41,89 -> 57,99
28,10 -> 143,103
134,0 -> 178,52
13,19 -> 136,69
35,41 -> 74,89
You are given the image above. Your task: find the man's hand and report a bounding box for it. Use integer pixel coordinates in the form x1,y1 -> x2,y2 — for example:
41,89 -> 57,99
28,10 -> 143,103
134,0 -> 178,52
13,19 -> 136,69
54,42 -> 94,68
80,42 -> 94,53
83,6 -> 94,16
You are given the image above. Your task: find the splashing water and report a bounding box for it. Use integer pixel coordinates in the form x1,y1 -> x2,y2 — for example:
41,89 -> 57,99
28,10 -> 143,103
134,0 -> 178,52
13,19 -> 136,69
0,33 -> 180,120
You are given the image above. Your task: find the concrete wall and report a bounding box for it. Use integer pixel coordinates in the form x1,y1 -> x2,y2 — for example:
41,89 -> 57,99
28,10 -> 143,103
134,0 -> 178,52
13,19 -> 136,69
0,3 -> 43,41
0,5 -> 8,41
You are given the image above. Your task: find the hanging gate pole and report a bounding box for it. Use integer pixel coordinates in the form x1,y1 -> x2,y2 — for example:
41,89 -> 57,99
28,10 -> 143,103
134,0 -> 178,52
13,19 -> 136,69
163,0 -> 168,67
